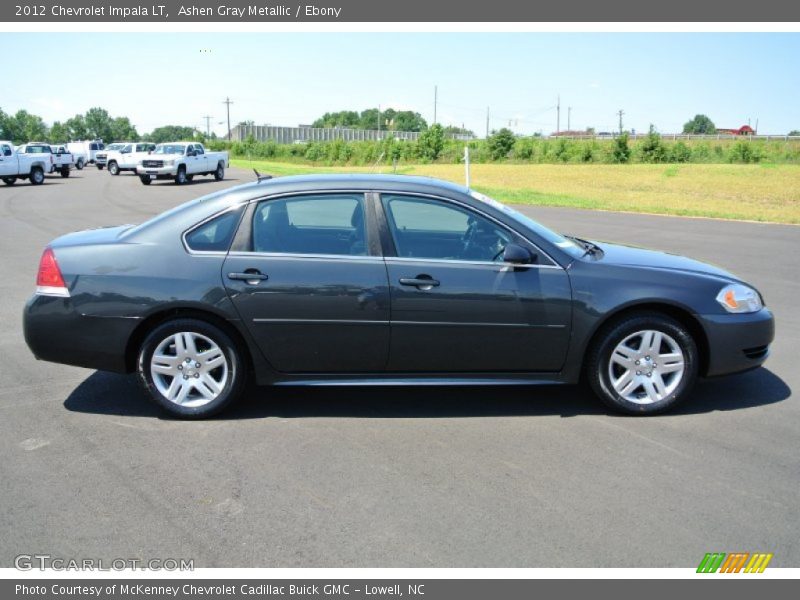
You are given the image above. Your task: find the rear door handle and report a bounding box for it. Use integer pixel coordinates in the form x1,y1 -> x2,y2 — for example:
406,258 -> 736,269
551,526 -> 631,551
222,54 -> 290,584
399,276 -> 440,289
228,270 -> 268,284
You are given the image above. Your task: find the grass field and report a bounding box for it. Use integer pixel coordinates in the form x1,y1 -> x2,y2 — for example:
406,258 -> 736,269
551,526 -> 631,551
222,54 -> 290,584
231,160 -> 800,225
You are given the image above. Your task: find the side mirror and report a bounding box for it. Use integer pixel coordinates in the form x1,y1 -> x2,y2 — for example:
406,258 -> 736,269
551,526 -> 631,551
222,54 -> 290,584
502,243 -> 534,265
187,149 -> 195,157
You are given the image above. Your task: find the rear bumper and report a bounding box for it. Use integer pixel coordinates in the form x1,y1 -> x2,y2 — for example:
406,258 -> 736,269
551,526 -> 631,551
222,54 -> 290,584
23,294 -> 137,373
698,308 -> 775,377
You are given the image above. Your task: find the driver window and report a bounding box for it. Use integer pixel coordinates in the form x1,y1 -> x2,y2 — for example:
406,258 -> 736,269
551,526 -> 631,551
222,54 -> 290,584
3,145 -> 13,156
381,195 -> 511,262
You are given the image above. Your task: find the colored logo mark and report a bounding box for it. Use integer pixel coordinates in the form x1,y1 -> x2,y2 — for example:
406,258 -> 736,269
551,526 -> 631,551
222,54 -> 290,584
697,552 -> 773,573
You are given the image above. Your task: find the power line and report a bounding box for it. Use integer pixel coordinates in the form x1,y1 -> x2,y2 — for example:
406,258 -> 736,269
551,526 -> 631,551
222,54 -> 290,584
202,115 -> 213,137
617,109 -> 625,134
567,106 -> 572,131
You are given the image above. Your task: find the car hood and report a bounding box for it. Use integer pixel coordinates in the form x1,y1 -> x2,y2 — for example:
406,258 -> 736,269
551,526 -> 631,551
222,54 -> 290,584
148,153 -> 183,160
50,225 -> 133,248
592,241 -> 740,281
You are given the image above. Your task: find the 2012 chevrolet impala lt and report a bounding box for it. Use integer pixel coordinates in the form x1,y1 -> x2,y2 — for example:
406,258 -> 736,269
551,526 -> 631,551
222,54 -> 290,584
23,175 -> 774,418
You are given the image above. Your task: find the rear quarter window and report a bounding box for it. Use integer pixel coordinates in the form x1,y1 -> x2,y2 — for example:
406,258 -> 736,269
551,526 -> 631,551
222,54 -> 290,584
184,209 -> 243,252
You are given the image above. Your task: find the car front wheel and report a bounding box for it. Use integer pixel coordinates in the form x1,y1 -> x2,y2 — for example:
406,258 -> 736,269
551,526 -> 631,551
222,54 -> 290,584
587,312 -> 698,415
137,319 -> 246,418
108,161 -> 119,176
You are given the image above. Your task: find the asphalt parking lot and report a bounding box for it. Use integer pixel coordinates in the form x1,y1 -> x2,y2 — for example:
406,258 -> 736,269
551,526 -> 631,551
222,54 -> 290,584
0,166 -> 797,568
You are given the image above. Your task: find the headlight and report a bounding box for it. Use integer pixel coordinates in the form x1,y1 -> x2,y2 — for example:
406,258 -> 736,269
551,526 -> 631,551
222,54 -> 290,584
164,160 -> 175,166
716,284 -> 763,313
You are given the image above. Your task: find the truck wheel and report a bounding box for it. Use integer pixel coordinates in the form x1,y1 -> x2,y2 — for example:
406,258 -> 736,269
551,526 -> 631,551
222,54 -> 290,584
30,167 -> 45,185
2,177 -> 16,186
175,166 -> 187,185
97,164 -> 104,170
76,158 -> 85,170
60,166 -> 70,178
186,174 -> 194,182
108,161 -> 120,176
139,176 -> 152,185
214,163 -> 225,181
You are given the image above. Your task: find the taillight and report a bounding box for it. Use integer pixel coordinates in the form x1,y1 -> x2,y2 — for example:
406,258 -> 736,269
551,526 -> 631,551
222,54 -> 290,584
36,247 -> 69,297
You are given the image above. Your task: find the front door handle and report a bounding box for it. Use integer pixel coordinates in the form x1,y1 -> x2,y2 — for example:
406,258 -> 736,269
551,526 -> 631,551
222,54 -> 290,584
228,270 -> 268,284
399,275 -> 440,290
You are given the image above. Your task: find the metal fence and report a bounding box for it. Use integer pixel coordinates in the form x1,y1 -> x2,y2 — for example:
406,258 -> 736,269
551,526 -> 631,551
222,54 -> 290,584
231,124 -> 475,143
546,133 -> 800,141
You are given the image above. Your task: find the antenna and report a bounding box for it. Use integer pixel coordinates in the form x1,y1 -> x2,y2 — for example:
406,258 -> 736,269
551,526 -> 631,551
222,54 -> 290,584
253,169 -> 273,182
370,152 -> 386,172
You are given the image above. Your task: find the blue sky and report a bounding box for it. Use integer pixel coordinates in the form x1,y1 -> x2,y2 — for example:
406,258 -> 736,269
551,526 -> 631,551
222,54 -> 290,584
2,33 -> 798,136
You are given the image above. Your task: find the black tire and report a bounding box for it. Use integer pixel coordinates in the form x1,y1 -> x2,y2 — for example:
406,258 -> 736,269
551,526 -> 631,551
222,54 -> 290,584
76,158 -> 84,170
97,164 -> 104,170
586,311 -> 698,415
60,166 -> 70,178
139,175 -> 152,185
30,167 -> 44,185
186,174 -> 194,182
137,318 -> 246,419
2,177 -> 15,185
108,161 -> 119,176
175,166 -> 187,185
214,163 -> 225,181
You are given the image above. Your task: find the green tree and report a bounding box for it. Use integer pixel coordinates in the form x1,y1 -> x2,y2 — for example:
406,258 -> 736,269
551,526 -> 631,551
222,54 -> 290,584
416,123 -> 445,161
6,110 -> 49,143
0,108 -> 9,140
145,125 -> 196,143
487,128 -> 516,160
110,117 -> 139,141
612,132 -> 631,163
49,121 -> 71,143
312,111 -> 361,129
65,114 -> 88,140
84,107 -> 114,142
638,125 -> 667,163
683,114 -> 716,134
789,130 -> 800,136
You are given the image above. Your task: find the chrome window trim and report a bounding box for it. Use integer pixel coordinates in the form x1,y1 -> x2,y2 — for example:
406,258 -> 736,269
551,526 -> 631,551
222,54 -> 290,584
384,256 -> 562,270
227,250 -> 384,263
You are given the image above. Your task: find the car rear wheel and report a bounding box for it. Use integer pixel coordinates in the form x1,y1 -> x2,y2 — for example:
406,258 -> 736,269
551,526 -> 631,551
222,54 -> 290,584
137,319 -> 246,418
587,312 -> 698,415
214,164 -> 225,181
76,158 -> 84,170
139,175 -> 152,185
108,161 -> 119,176
60,166 -> 70,178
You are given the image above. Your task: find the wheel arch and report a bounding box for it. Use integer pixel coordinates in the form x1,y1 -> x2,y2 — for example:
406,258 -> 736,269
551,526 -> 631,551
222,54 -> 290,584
582,301 -> 710,377
125,306 -> 256,375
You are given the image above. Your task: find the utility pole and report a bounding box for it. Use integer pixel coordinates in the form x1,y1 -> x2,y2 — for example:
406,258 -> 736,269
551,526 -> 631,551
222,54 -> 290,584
433,85 -> 438,125
377,104 -> 381,131
485,107 -> 490,138
617,109 -> 625,134
556,95 -> 560,134
567,106 -> 572,131
223,97 -> 233,140
202,115 -> 213,137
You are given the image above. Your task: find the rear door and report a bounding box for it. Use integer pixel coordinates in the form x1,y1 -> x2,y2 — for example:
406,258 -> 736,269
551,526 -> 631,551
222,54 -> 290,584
378,193 -> 572,373
222,192 -> 391,373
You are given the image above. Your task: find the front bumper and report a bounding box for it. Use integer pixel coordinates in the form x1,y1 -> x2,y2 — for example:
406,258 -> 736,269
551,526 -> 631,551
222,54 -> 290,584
23,293 -> 137,373
136,165 -> 178,178
698,308 -> 775,377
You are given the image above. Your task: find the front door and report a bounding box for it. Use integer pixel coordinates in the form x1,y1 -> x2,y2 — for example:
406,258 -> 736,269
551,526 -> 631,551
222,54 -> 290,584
223,192 -> 390,373
0,143 -> 14,177
379,193 -> 572,372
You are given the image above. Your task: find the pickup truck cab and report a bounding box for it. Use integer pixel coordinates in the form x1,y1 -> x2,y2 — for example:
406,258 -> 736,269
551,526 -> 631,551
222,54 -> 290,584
137,142 -> 229,185
93,143 -> 127,170
105,142 -> 156,176
49,145 -> 75,177
0,141 -> 50,185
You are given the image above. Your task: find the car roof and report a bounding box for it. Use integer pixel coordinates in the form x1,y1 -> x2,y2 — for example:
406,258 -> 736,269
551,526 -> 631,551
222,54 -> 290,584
243,173 -> 470,196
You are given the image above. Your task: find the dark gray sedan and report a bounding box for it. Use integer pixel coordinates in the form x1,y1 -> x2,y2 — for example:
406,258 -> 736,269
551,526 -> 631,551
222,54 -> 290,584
23,175 -> 774,418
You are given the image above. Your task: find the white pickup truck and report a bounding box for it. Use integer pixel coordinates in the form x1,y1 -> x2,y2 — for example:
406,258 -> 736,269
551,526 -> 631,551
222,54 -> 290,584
104,142 -> 156,176
16,142 -> 74,178
136,142 -> 228,185
0,141 -> 50,185
49,145 -> 75,177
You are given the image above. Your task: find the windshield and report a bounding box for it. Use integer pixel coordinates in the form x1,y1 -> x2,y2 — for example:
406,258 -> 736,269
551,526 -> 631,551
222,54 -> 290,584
154,144 -> 186,155
469,190 -> 584,258
105,144 -> 124,151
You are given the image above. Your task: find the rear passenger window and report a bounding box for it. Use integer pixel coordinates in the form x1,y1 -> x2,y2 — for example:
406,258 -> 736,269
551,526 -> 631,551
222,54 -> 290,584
252,194 -> 367,256
185,209 -> 242,252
